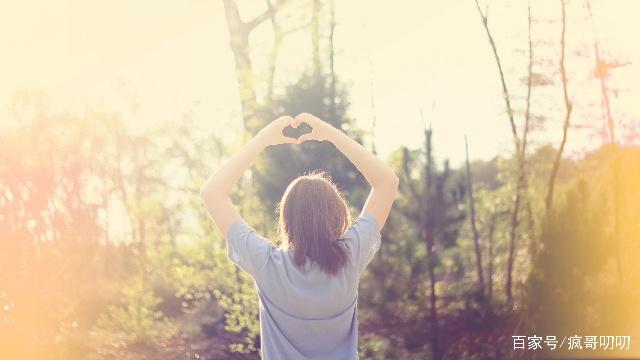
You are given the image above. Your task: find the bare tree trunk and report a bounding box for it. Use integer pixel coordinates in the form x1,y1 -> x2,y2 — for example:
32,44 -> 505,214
487,213 -> 498,303
426,236 -> 440,360
222,0 -> 274,134
368,60 -> 377,154
473,0 -> 524,303
585,0 -> 623,281
329,0 -> 337,121
465,135 -> 484,298
311,0 -> 322,79
162,207 -> 177,251
545,0 -> 573,213
474,0 -> 520,151
266,0 -> 283,104
506,1 -> 534,304
424,126 -> 440,360
506,190 -> 521,303
525,198 -> 537,258
133,141 -> 146,254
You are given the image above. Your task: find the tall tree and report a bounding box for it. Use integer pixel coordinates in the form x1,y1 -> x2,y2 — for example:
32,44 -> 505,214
474,0 -> 531,304
222,0 -> 283,134
585,0 -> 624,281
265,0 -> 283,104
368,60 -> 378,155
400,126 -> 465,360
329,0 -> 338,123
465,136 -> 485,298
474,0 -> 519,151
506,1 -> 535,304
311,0 -> 322,78
544,0 -> 573,213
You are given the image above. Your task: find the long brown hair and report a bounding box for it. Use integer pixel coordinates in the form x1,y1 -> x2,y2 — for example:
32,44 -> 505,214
278,171 -> 351,275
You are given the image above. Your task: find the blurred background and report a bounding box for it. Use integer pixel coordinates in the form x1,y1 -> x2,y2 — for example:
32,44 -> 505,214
1,0 -> 639,358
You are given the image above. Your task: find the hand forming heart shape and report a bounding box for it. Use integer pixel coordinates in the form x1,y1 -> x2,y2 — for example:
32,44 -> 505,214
293,113 -> 329,143
259,113 -> 330,146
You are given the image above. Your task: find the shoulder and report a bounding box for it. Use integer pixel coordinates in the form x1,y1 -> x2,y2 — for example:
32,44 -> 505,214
341,213 -> 381,239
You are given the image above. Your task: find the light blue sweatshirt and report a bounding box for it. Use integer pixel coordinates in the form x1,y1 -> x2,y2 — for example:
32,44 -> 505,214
225,213 -> 381,360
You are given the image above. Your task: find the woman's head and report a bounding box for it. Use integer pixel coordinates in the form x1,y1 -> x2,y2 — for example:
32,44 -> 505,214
278,171 -> 351,275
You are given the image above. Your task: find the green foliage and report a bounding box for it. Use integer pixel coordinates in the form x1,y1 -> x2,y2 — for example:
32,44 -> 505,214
254,72 -> 368,213
94,277 -> 176,343
215,280 -> 260,354
358,333 -> 394,360
359,130 -> 466,341
3,82 -> 640,360
358,333 -> 430,360
527,178 -> 611,335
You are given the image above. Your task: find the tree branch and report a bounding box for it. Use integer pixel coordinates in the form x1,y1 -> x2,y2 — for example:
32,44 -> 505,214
545,0 -> 573,213
245,0 -> 289,31
474,0 -> 520,151
245,8 -> 273,31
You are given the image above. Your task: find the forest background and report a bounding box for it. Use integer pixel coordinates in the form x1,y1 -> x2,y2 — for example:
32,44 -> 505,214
1,0 -> 639,358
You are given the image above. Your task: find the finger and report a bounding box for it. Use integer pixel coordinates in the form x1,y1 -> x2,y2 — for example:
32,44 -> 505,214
294,113 -> 308,123
289,115 -> 298,129
297,132 -> 315,144
277,115 -> 293,127
282,136 -> 297,144
295,113 -> 311,127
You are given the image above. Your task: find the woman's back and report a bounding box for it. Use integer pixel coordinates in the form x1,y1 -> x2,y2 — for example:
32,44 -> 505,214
225,213 -> 381,360
201,113 -> 398,359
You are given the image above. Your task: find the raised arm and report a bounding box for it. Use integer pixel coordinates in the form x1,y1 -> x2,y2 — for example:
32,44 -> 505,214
295,113 -> 399,229
200,116 -> 297,236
